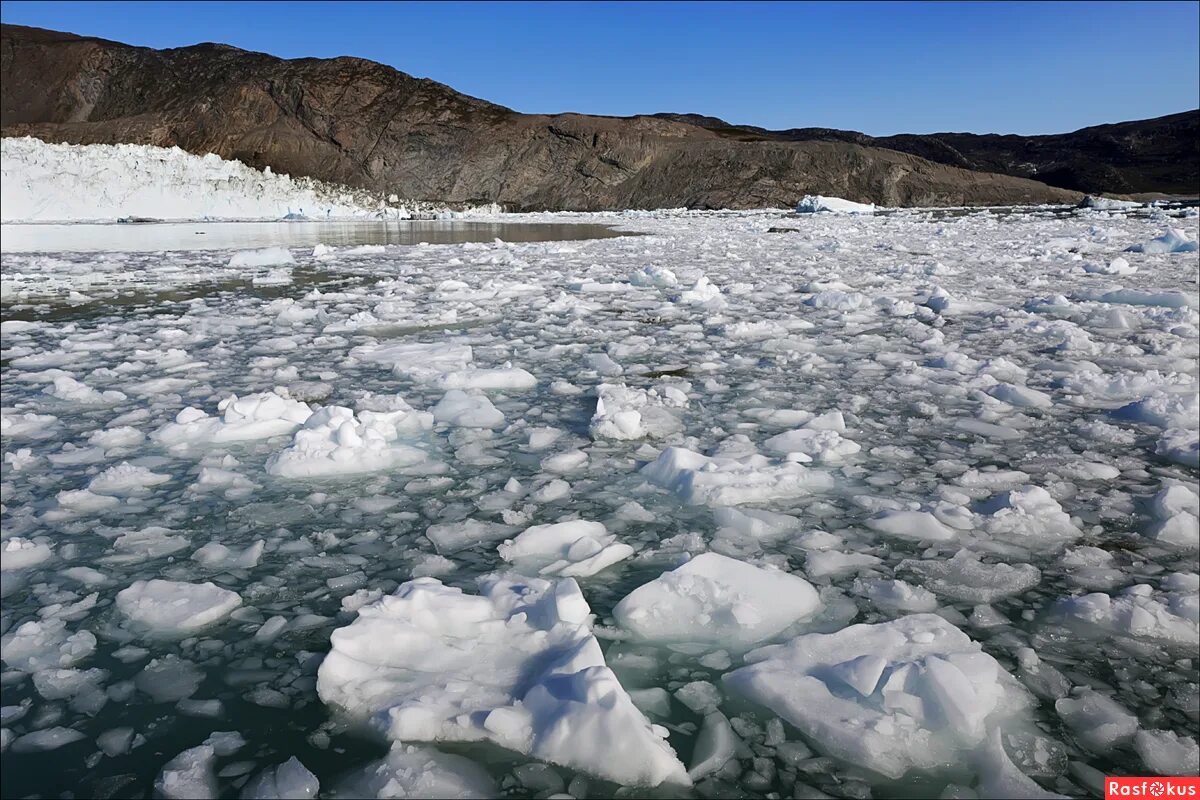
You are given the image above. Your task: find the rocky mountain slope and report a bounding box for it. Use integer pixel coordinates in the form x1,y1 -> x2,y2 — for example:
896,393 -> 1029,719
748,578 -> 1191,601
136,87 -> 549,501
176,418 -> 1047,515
654,110 -> 1200,196
0,24 -> 1102,210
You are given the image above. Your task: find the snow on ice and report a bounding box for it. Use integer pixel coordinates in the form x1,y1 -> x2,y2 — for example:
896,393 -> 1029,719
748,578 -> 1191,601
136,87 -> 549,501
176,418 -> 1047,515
1,184 -> 1198,796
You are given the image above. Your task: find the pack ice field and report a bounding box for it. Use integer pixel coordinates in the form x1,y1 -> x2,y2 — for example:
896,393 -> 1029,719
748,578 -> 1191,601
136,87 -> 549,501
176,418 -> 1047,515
1,202 -> 1198,799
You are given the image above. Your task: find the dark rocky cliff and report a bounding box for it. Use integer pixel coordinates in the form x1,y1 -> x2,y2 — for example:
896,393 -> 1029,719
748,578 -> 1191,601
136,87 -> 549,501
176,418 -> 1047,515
1,24 -> 1096,210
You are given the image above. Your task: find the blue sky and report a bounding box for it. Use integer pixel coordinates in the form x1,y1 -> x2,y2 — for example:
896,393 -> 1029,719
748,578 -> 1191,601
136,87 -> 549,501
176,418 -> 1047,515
3,1 -> 1197,136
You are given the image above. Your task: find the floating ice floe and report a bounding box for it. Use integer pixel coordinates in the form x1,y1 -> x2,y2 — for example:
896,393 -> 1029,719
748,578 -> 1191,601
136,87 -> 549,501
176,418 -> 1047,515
1056,688 -> 1138,755
229,246 -> 296,268
899,550 -> 1041,602
1157,428 -> 1200,469
435,367 -> 537,392
1143,483 -> 1200,549
865,510 -> 959,542
1126,227 -> 1198,254
43,375 -> 126,405
589,382 -> 687,440
115,579 -> 242,637
762,427 -> 860,463
724,614 -> 1033,780
266,403 -> 433,478
241,757 -> 320,800
350,341 -> 474,383
628,265 -> 679,288
1078,195 -> 1142,211
852,577 -> 939,613
675,275 -> 724,305
0,408 -> 59,439
1134,729 -> 1200,777
975,486 -> 1082,553
0,619 -> 96,671
1082,256 -> 1137,275
497,520 -> 633,577
334,744 -> 496,799
316,575 -> 689,787
614,553 -> 822,650
795,195 -> 877,215
87,463 -> 171,495
1,537 -> 53,570
641,445 -> 833,506
1047,574 -> 1198,650
152,392 -> 313,446
432,389 -> 505,428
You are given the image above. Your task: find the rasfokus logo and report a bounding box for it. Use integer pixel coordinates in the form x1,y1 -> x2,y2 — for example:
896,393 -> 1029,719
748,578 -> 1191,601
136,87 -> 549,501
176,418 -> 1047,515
1106,778 -> 1200,799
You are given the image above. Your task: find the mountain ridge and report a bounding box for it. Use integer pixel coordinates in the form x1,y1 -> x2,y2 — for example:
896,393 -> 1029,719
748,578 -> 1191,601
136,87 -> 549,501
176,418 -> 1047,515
4,23 -> 1188,210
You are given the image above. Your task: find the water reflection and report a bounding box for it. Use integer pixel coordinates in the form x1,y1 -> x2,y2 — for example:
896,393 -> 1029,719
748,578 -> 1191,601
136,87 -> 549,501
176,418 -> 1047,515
0,220 -> 632,254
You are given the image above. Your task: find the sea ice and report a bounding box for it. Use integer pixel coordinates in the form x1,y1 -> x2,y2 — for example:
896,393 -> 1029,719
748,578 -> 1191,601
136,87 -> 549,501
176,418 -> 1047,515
725,614 -> 1031,779
153,392 -> 313,446
316,575 -> 688,786
266,404 -> 433,478
497,519 -> 634,577
590,382 -> 687,440
613,552 -> 822,650
641,445 -> 833,506
115,579 -> 242,637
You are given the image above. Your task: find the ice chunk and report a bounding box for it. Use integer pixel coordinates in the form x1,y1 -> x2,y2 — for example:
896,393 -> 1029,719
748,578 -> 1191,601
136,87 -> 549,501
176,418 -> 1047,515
1048,581 -> 1198,649
763,428 -> 860,463
900,551 -> 1040,603
1,619 -> 96,671
266,404 -> 433,478
796,195 -> 876,215
1,408 -> 59,439
43,375 -> 126,405
116,579 -> 242,637
1,537 -> 53,570
852,578 -> 939,613
613,552 -> 822,650
432,390 -> 505,428
590,383 -> 686,440
1126,227 -> 1198,254
1133,729 -> 1200,777
425,519 -> 517,554
335,744 -> 496,799
229,246 -> 295,267
629,265 -> 679,288
156,744 -> 217,799
712,506 -> 800,540
641,446 -> 833,506
688,711 -> 741,780
977,486 -> 1081,552
316,576 -> 688,786
988,383 -> 1053,409
10,727 -> 87,752
436,367 -> 537,392
973,729 -> 1068,799
676,275 -> 723,305
153,392 -> 313,446
866,510 -> 958,542
1157,428 -> 1200,469
725,614 -> 1025,779
1055,689 -> 1138,754
498,520 -> 634,577
1144,484 -> 1200,549
242,757 -> 319,799
350,341 -> 474,383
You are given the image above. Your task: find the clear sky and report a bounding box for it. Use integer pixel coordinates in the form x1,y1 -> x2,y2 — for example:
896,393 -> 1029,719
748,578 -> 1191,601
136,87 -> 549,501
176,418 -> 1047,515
3,1 -> 1197,136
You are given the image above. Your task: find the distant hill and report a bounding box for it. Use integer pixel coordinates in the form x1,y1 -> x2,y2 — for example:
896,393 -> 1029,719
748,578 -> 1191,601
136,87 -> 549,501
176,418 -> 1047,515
0,24 -> 1122,210
652,111 -> 1200,196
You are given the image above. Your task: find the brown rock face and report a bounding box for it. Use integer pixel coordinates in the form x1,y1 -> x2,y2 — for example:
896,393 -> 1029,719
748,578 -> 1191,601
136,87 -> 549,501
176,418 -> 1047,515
1,24 -> 1087,210
655,110 -> 1200,197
